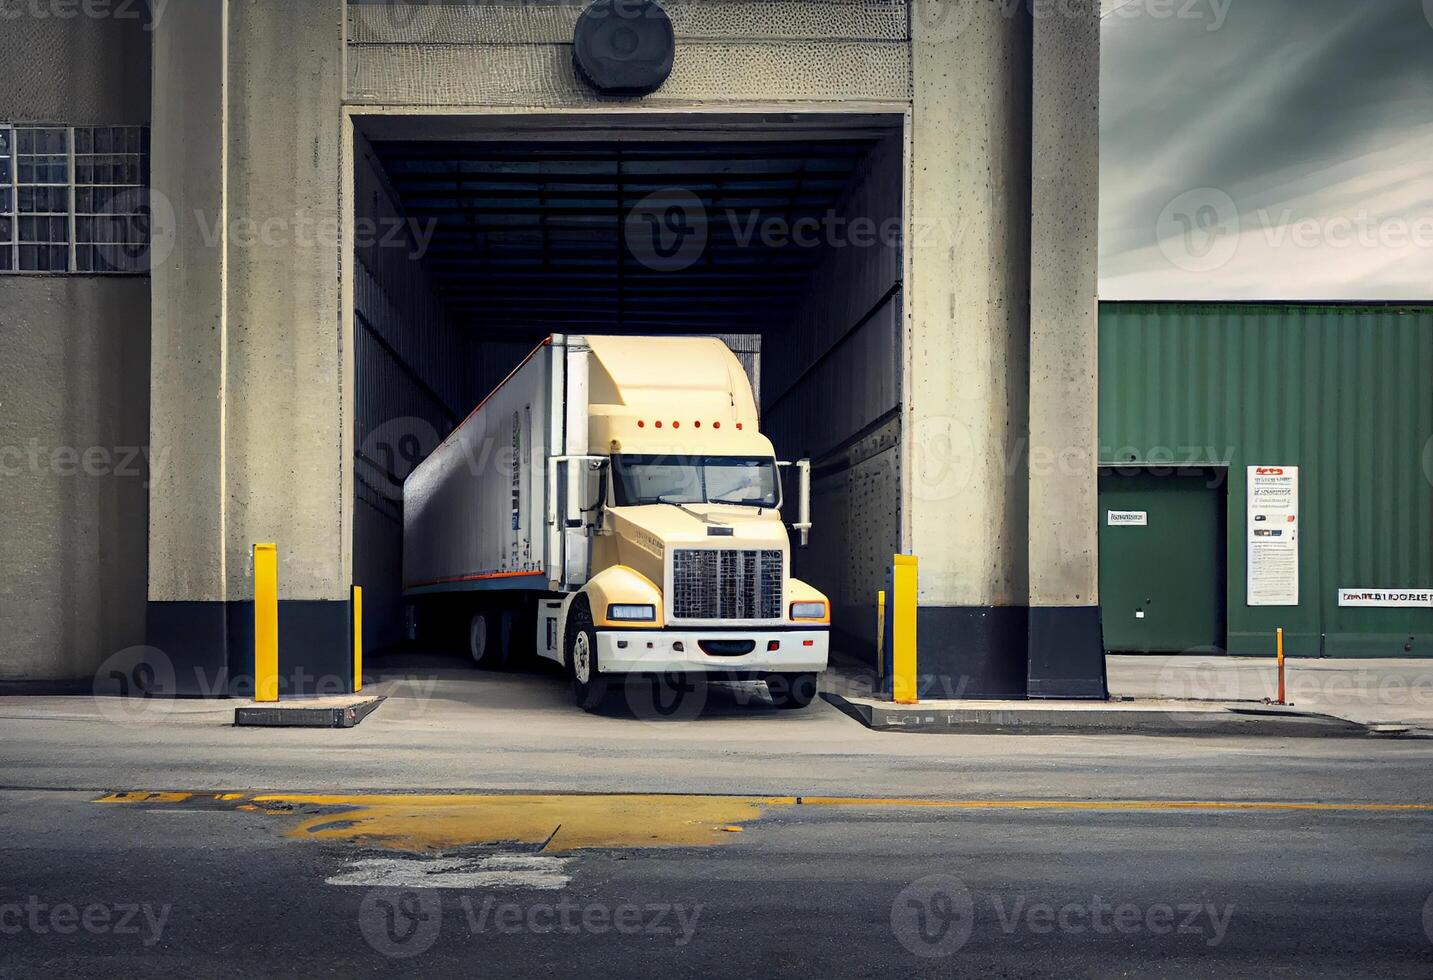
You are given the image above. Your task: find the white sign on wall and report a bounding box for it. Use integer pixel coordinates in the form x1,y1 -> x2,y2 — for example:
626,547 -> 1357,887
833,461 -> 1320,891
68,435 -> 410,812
1338,589 -> 1433,608
1107,510 -> 1148,526
1247,465 -> 1299,606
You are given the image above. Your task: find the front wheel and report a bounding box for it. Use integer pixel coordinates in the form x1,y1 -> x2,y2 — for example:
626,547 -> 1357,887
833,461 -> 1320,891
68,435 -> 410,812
765,672 -> 819,709
566,606 -> 609,712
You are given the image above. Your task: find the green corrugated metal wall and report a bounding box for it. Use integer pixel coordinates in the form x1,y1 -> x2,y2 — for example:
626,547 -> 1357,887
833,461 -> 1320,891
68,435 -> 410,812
1099,302 -> 1433,657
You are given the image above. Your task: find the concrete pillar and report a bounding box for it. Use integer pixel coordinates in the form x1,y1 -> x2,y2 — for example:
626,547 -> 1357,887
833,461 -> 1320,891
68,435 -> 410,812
1026,1 -> 1106,697
148,0 -> 348,695
906,0 -> 1033,696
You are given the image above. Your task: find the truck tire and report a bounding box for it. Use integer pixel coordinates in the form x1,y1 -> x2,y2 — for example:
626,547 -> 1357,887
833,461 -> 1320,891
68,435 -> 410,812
765,672 -> 818,709
468,611 -> 500,668
566,605 -> 609,711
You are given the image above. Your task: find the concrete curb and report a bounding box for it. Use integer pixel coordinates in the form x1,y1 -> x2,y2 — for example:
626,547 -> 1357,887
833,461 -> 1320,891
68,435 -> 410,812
820,692 -> 1371,737
234,696 -> 385,729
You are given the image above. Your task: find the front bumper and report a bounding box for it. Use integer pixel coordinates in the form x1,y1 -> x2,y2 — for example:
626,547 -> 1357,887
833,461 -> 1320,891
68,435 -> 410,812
596,628 -> 829,675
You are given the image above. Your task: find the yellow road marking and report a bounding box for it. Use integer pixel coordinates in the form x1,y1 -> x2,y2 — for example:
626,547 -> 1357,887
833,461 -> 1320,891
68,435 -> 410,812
787,797 -> 1433,813
94,792 -> 1433,855
97,791 -> 194,804
248,793 -> 770,853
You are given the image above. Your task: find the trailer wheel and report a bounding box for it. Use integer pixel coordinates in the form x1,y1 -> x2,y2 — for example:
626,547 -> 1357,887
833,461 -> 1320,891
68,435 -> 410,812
765,672 -> 818,709
468,612 -> 500,668
566,606 -> 609,711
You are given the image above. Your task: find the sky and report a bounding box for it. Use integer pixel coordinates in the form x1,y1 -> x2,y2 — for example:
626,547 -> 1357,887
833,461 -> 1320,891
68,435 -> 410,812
1098,0 -> 1433,300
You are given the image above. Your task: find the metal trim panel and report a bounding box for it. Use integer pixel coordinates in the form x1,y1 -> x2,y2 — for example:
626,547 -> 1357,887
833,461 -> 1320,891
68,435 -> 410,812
347,42 -> 912,106
347,1 -> 910,45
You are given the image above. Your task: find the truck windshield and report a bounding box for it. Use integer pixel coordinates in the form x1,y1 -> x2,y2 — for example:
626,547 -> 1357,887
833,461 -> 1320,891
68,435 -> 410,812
611,455 -> 780,508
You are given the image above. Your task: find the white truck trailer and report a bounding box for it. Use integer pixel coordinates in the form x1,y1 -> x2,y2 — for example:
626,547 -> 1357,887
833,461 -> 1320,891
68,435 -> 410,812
402,334 -> 830,711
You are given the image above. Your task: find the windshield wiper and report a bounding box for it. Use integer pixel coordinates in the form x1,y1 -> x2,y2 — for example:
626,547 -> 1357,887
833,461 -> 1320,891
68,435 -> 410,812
706,495 -> 770,508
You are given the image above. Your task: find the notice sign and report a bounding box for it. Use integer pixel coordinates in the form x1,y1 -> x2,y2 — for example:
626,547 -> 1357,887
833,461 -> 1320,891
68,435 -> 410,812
1107,510 -> 1148,527
1247,465 -> 1299,606
1338,589 -> 1433,608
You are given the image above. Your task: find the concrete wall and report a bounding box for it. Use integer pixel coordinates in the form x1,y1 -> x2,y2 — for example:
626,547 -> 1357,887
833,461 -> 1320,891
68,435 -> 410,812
148,0 -> 349,693
0,7 -> 151,123
0,11 -> 152,683
764,134 -> 904,659
345,0 -> 910,105
1026,2 -> 1103,694
904,0 -> 1034,692
0,280 -> 150,681
0,0 -> 1098,695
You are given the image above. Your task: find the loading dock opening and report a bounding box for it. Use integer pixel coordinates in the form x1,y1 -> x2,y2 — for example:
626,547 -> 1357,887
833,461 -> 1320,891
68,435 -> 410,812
347,110 -> 908,667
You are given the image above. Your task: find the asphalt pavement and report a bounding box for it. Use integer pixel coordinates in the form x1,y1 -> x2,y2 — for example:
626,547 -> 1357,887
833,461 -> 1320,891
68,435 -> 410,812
1,648 -> 1431,978
1,788 -> 1430,978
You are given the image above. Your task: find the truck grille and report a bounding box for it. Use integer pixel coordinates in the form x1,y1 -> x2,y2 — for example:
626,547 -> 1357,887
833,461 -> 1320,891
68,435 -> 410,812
671,549 -> 783,621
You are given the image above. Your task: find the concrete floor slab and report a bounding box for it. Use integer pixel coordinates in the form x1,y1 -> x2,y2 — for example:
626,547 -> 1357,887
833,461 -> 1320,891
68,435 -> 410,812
1108,655 -> 1433,728
233,695 -> 386,728
822,691 -> 1368,737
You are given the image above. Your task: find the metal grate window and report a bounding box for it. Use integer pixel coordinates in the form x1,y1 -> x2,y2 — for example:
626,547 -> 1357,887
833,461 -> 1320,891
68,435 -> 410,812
0,127 -> 10,272
1,124 -> 150,274
671,549 -> 784,621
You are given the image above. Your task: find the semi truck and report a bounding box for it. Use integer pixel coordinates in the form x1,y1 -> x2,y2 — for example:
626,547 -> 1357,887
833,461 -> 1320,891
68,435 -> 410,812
402,334 -> 830,712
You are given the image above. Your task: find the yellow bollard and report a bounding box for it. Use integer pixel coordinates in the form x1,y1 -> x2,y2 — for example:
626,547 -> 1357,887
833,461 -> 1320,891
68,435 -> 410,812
352,585 -> 364,694
875,590 -> 887,678
253,543 -> 279,703
892,554 -> 919,705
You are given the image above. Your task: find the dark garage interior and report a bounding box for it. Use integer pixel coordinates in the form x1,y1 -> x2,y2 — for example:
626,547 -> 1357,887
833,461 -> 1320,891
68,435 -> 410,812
351,113 -> 906,663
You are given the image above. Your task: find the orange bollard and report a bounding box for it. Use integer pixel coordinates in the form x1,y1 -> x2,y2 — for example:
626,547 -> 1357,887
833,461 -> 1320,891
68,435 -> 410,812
1276,627 -> 1285,705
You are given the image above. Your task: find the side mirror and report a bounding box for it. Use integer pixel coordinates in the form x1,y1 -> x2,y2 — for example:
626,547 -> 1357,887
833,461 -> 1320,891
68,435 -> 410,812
779,459 -> 813,547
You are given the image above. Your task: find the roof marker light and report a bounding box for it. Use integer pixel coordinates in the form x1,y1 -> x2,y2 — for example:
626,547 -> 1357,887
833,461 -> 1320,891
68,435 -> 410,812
672,421 -> 680,428
713,422 -> 721,429
637,420 -> 645,428
655,421 -> 663,428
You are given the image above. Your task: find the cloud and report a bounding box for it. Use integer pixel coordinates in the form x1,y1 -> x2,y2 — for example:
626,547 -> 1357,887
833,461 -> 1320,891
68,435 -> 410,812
1099,0 -> 1433,300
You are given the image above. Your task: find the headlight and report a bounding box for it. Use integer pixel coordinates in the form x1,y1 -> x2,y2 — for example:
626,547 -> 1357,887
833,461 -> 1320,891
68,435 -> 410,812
607,603 -> 657,622
790,601 -> 828,621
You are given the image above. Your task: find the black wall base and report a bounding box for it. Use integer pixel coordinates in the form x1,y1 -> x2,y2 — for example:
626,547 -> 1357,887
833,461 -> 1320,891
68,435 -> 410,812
907,604 -> 1109,700
916,606 -> 1030,699
1027,605 -> 1108,700
146,599 -> 354,698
